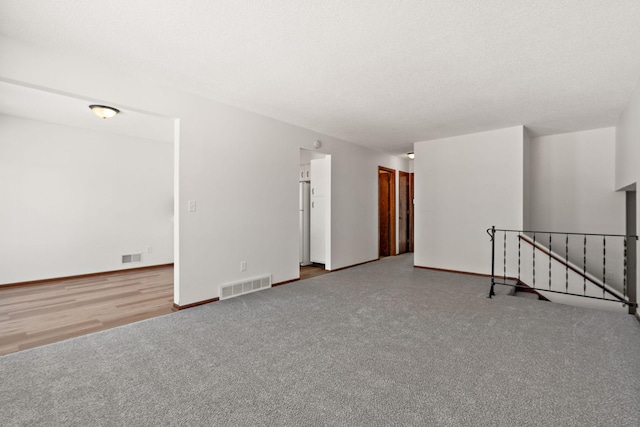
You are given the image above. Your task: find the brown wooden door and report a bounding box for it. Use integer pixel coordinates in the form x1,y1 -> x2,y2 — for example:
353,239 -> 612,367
398,171 -> 410,254
378,167 -> 396,257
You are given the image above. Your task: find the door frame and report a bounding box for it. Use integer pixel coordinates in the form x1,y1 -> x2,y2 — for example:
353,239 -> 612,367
409,172 -> 414,252
378,166 -> 396,257
398,171 -> 410,254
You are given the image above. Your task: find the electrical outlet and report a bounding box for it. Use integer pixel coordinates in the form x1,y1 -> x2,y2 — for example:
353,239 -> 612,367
240,261 -> 247,272
146,246 -> 152,254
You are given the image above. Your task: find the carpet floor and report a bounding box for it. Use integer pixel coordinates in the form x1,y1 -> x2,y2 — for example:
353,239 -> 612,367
1,254 -> 639,426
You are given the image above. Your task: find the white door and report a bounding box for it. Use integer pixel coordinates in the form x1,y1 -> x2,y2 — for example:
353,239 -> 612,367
310,158 -> 329,196
310,196 -> 325,263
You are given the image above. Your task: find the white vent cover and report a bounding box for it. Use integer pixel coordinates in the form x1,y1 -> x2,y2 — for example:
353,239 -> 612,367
122,253 -> 142,264
219,275 -> 271,300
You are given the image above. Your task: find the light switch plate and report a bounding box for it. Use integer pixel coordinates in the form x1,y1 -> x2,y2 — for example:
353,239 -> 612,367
188,200 -> 197,212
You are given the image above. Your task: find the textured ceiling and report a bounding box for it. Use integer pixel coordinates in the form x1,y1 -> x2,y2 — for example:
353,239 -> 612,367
1,0 -> 640,155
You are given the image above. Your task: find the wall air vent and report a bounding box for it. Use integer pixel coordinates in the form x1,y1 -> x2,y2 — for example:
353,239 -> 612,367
122,253 -> 142,264
219,275 -> 271,301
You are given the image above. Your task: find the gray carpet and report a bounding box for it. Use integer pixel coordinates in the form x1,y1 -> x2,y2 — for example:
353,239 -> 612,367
1,254 -> 639,426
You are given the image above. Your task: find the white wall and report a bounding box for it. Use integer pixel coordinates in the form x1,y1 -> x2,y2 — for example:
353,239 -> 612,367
520,128 -> 627,297
516,128 -> 626,294
0,36 -> 408,305
522,128 -> 532,230
414,126 -> 524,274
616,79 -> 640,191
0,114 -> 173,284
175,102 -> 408,306
615,77 -> 640,312
530,128 -> 624,234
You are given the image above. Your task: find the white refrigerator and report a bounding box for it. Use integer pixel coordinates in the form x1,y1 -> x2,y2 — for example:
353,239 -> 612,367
299,182 -> 311,266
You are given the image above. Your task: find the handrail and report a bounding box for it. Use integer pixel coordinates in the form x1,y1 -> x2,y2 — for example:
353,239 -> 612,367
518,234 -> 626,303
494,228 -> 637,239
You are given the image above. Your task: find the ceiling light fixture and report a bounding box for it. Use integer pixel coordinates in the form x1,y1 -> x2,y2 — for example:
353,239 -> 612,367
89,104 -> 120,119
407,152 -> 415,159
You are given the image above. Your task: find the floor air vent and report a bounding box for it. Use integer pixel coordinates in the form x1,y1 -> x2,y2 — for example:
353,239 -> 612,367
219,275 -> 271,300
122,253 -> 142,264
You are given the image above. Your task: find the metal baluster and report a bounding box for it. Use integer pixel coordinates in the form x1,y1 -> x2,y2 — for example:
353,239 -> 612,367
533,232 -> 536,289
583,235 -> 587,296
518,232 -> 521,285
549,233 -> 552,290
565,234 -> 569,294
623,237 -> 628,299
503,231 -> 507,283
602,236 -> 606,299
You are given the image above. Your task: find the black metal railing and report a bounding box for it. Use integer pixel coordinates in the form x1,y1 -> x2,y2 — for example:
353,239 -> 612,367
487,226 -> 638,312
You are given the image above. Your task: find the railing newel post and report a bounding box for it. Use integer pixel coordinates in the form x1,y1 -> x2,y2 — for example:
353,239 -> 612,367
488,226 -> 496,298
623,237 -> 628,308
628,236 -> 637,315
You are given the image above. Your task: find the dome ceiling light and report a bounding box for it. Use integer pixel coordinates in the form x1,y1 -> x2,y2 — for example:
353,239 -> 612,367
89,104 -> 120,119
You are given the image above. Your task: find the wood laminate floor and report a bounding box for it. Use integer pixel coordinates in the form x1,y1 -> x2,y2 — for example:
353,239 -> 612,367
0,266 -> 174,356
300,264 -> 329,280
0,264 -> 329,356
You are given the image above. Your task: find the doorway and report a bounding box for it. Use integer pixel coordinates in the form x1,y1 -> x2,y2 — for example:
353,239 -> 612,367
398,171 -> 411,254
299,149 -> 332,274
0,81 -> 177,350
378,166 -> 396,257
